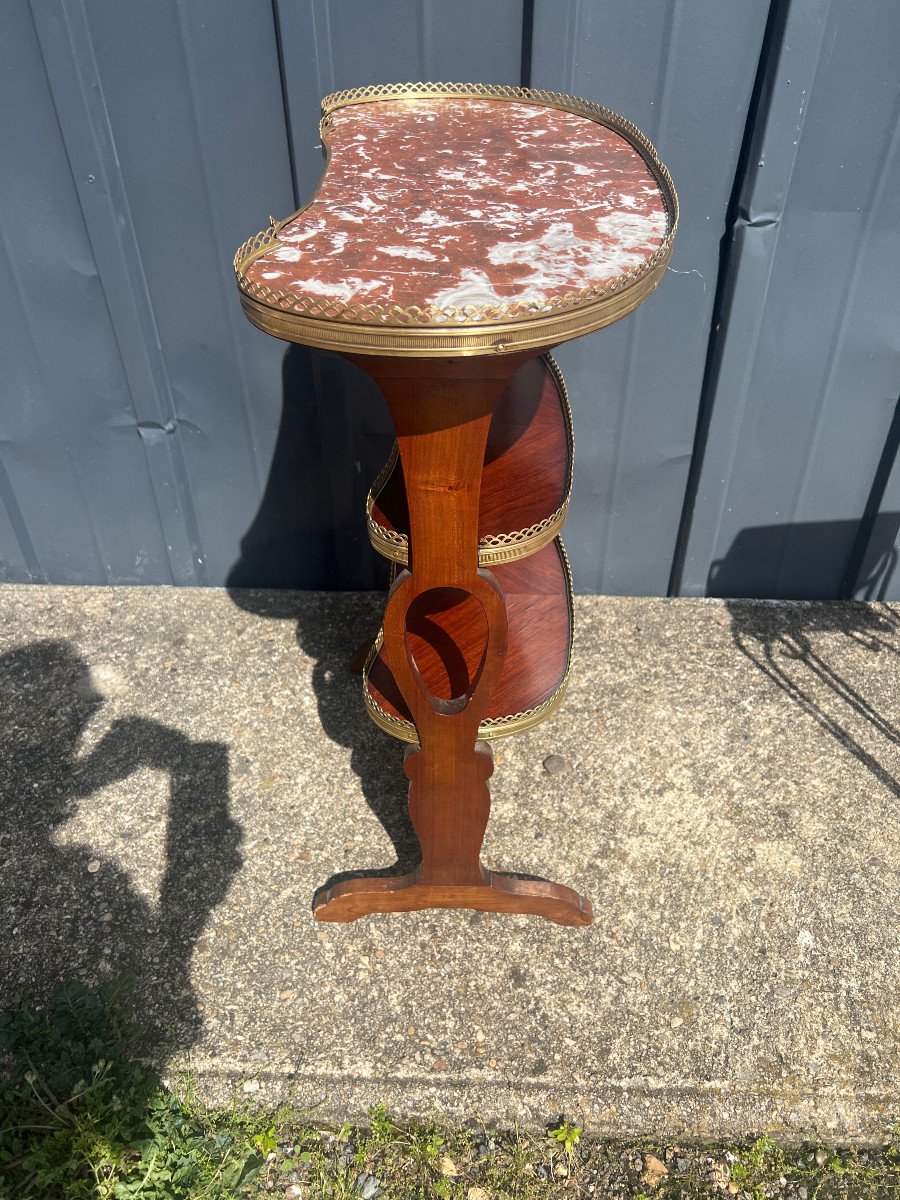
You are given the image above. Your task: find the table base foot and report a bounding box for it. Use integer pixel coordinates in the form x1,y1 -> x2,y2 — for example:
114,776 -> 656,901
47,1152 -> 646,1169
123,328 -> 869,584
312,867 -> 593,926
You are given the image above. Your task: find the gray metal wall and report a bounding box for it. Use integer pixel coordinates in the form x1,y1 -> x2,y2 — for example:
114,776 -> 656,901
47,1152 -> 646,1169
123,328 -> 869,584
2,0 -> 898,599
676,0 -> 900,602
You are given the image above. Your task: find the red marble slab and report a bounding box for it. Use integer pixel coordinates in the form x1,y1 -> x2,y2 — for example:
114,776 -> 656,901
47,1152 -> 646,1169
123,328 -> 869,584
244,96 -> 669,317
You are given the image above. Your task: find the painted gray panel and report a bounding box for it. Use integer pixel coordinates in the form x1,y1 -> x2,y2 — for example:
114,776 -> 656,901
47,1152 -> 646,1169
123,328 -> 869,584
4,0 -> 895,600
531,0 -> 770,594
680,0 -> 900,600
79,0 -> 298,586
0,3 -> 170,584
277,0 -> 526,190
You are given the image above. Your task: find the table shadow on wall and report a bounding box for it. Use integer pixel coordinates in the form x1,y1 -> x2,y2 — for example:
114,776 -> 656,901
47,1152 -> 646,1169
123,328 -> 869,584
227,345 -> 393,591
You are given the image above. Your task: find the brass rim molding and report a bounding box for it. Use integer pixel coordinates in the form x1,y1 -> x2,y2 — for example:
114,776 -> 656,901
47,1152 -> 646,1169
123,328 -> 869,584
367,354 -> 574,566
362,538 -> 576,744
234,82 -> 678,357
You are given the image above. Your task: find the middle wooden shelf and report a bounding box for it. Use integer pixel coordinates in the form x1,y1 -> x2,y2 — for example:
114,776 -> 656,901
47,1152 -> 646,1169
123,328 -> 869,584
367,354 -> 573,567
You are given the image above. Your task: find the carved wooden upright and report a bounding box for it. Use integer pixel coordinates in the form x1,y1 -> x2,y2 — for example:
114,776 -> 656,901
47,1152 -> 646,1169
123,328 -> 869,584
234,82 -> 677,926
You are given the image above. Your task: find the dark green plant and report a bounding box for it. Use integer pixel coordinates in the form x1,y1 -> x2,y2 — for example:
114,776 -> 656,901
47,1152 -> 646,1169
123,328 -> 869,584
0,976 -> 264,1198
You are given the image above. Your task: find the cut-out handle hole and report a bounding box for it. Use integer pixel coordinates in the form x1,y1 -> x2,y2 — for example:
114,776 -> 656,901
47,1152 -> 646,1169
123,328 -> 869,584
405,587 -> 489,715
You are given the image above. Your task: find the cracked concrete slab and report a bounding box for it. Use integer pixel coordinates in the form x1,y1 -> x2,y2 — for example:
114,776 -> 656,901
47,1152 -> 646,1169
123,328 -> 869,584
0,585 -> 897,1143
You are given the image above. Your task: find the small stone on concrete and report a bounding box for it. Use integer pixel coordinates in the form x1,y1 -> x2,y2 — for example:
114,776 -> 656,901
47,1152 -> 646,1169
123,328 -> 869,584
355,1173 -> 379,1199
642,1154 -> 668,1188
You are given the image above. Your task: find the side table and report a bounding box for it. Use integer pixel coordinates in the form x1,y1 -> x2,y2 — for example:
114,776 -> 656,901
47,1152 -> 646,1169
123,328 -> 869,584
234,83 -> 677,926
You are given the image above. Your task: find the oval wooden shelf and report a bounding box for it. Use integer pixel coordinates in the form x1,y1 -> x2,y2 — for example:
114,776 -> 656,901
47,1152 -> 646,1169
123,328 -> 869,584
363,537 -> 573,743
367,354 -> 572,566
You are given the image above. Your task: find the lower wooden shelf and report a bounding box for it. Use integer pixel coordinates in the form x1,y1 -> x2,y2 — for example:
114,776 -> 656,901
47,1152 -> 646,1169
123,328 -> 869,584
363,537 -> 573,742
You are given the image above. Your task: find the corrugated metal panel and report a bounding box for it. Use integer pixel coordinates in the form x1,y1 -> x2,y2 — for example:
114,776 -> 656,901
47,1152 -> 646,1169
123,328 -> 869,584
0,3 -> 171,584
678,0 -> 900,600
530,0 -> 771,594
2,2 -> 897,598
75,0 -> 297,587
6,0 -> 295,587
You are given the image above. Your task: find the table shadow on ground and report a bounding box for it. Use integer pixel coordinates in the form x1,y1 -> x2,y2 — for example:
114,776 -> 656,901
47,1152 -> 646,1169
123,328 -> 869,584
226,587 -> 422,891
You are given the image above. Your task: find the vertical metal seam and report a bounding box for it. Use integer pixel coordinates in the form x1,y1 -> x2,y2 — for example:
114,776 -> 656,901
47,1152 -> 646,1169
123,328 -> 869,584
30,0 -> 207,585
172,0 -> 265,501
775,94 -> 900,594
49,0 -> 184,582
599,0 -> 678,592
308,0 -> 325,102
667,0 -> 793,596
0,186 -> 50,580
271,0 -> 301,208
565,0 -> 581,96
595,321 -> 639,594
0,454 -> 44,583
316,0 -> 336,94
9,5 -> 119,582
651,0 -> 680,142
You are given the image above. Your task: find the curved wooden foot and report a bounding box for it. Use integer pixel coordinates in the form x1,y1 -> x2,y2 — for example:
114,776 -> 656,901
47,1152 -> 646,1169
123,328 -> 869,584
313,866 -> 593,926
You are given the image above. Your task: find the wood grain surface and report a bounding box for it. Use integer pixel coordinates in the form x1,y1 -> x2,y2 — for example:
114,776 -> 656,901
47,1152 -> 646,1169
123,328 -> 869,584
314,352 -> 590,925
369,355 -> 569,551
365,539 -> 571,728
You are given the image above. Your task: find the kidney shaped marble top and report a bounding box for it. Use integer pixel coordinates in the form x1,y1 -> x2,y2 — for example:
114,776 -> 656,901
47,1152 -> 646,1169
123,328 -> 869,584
240,91 -> 674,327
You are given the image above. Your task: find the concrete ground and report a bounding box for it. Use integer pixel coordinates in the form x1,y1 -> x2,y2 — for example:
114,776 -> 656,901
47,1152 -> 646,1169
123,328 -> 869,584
0,585 -> 897,1144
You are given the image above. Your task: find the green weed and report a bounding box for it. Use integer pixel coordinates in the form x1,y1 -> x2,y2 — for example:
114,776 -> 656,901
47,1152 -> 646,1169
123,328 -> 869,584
2,977 -> 898,1198
0,976 -> 266,1198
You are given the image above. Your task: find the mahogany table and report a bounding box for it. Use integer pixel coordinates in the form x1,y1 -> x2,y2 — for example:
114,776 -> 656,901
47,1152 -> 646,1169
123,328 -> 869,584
234,83 -> 677,927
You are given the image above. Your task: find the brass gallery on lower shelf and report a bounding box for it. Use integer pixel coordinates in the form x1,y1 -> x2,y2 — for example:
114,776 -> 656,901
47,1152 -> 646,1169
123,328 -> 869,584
362,538 -> 576,745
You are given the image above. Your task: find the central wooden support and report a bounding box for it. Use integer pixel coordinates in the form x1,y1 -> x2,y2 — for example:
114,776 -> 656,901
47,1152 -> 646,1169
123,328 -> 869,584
313,353 -> 592,925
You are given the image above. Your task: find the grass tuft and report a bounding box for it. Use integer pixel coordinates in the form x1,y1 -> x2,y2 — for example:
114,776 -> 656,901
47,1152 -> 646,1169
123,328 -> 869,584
0,976 -> 268,1198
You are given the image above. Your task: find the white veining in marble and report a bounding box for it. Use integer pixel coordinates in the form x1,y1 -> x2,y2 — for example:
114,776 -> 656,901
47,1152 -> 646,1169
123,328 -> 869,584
246,97 -> 670,314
